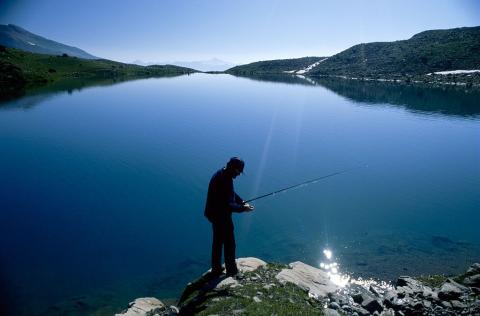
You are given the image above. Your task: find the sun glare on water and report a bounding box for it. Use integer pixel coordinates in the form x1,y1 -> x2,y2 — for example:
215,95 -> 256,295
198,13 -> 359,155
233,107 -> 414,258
319,248 -> 393,291
319,248 -> 350,287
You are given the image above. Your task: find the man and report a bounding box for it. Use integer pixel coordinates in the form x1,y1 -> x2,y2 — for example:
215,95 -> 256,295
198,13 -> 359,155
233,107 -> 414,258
204,157 -> 254,277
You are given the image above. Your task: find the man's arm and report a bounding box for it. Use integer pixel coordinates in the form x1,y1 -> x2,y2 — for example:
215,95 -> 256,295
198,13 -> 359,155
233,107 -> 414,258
230,193 -> 254,212
229,193 -> 245,212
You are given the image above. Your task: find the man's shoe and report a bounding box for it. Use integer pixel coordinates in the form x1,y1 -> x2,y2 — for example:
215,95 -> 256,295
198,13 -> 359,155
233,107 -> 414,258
226,270 -> 244,280
210,268 -> 225,278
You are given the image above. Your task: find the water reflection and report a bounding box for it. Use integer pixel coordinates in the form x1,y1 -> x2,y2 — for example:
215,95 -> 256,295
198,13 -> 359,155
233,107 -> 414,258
0,74 -> 189,110
233,74 -> 480,118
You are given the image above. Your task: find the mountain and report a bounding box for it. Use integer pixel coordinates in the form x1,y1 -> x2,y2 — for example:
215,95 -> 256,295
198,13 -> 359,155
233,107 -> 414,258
0,24 -> 98,59
225,57 -> 327,74
132,58 -> 236,72
169,58 -> 235,72
309,26 -> 480,77
0,47 -> 196,99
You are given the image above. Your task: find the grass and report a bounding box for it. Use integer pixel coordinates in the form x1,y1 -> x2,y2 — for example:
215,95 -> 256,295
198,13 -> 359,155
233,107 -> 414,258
0,47 -> 196,99
178,263 -> 327,316
415,275 -> 448,288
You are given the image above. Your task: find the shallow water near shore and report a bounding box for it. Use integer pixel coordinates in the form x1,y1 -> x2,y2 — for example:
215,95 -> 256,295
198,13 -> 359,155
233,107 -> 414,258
0,73 -> 479,315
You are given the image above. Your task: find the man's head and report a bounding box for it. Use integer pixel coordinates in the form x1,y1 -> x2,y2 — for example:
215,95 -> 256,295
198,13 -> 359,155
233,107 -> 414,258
226,157 -> 244,179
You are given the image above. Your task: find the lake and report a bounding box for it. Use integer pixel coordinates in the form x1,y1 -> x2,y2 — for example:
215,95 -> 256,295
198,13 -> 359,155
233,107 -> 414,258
1,73 -> 479,315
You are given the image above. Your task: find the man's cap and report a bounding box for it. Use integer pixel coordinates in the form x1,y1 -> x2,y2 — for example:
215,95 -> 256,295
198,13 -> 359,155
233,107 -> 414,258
227,157 -> 245,173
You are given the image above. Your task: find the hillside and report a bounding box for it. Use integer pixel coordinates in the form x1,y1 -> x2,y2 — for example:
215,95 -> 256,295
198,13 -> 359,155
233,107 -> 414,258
0,24 -> 98,59
0,47 -> 196,99
309,26 -> 480,77
226,57 -> 326,75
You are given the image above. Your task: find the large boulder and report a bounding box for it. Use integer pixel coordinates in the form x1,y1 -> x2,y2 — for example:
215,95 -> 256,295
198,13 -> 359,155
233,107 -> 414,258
463,274 -> 480,287
275,261 -> 340,298
467,263 -> 480,274
438,279 -> 467,300
115,297 -> 165,316
236,257 -> 267,272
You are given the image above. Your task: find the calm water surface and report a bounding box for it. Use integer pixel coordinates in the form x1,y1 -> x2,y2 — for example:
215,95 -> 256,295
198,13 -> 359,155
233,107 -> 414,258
0,74 -> 479,315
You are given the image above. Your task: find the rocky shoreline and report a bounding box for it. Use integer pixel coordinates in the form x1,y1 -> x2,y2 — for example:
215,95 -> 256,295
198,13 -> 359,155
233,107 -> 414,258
116,258 -> 480,315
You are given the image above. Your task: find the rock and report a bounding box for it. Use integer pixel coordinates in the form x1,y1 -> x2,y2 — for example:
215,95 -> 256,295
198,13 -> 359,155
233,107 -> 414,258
275,261 -> 339,298
324,308 -> 341,316
328,301 -> 341,310
423,300 -> 431,308
263,283 -> 275,290
433,305 -> 444,313
467,263 -> 480,274
215,276 -> 240,289
350,305 -> 370,316
369,284 -> 383,297
438,279 -> 467,300
441,301 -> 452,309
383,290 -> 397,303
236,257 -> 267,273
411,300 -> 423,310
396,276 -> 421,289
115,297 -> 165,316
169,305 -> 179,314
451,300 -> 467,309
352,292 -> 366,304
379,308 -> 395,316
396,276 -> 424,297
463,274 -> 480,287
361,297 -> 383,313
395,286 -> 414,297
422,286 -> 438,301
328,292 -> 352,306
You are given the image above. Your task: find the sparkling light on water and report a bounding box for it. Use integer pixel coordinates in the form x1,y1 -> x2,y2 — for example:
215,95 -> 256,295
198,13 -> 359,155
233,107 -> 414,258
323,249 -> 332,260
319,248 -> 350,287
319,248 -> 393,291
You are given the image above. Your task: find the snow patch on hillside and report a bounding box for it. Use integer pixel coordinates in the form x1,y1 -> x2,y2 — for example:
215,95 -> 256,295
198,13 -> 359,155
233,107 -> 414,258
296,58 -> 328,74
283,58 -> 328,74
428,70 -> 480,75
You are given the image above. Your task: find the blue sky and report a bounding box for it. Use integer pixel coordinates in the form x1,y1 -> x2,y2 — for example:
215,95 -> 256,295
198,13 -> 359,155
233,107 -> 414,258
1,0 -> 479,64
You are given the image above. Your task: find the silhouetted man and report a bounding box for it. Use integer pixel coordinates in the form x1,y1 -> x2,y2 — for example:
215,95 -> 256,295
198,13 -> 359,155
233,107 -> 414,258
204,157 -> 254,277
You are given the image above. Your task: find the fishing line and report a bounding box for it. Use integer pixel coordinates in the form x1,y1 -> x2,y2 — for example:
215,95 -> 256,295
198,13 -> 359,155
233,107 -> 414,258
244,165 -> 364,204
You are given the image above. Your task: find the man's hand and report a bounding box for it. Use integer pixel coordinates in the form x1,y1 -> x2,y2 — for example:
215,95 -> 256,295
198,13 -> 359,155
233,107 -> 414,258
243,203 -> 254,212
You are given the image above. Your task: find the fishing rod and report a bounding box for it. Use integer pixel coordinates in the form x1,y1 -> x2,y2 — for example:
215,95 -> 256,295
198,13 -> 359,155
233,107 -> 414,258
244,166 -> 363,204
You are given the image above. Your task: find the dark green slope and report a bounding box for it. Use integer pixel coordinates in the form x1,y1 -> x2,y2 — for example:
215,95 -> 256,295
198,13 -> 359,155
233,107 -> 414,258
0,47 -> 196,99
310,26 -> 480,77
226,56 -> 326,74
0,24 -> 98,59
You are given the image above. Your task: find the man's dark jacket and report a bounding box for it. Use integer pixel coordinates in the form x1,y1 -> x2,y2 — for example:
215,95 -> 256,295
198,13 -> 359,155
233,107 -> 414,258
204,168 -> 244,222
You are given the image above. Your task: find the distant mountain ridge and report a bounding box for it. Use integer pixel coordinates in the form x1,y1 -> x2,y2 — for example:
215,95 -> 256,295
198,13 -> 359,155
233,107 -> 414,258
132,58 -> 236,72
0,24 -> 98,59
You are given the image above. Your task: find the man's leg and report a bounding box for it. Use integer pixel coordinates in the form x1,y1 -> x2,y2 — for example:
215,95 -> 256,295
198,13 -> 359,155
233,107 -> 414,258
211,222 -> 223,274
224,224 -> 238,275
